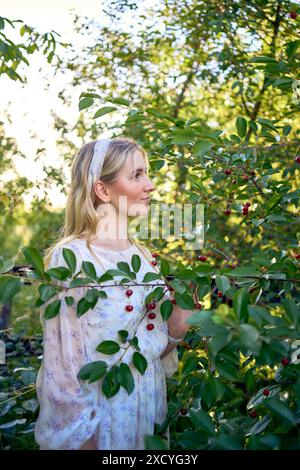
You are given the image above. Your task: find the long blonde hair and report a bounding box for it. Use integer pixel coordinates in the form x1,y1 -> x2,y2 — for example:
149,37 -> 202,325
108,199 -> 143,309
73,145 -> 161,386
44,137 -> 152,270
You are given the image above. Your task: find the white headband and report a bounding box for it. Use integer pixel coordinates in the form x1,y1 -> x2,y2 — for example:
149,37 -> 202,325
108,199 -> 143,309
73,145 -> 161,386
88,139 -> 111,189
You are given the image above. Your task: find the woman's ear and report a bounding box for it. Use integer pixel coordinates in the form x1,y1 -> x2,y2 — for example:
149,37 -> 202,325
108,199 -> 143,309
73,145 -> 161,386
93,180 -> 110,203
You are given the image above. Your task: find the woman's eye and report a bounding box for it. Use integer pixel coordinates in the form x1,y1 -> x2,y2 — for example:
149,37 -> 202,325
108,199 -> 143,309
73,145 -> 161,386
134,173 -> 141,179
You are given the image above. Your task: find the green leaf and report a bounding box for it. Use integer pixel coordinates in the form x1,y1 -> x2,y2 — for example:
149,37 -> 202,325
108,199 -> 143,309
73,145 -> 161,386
238,324 -> 261,354
281,298 -> 299,326
117,363 -> 134,395
133,351 -> 148,375
0,276 -> 21,304
102,366 -> 120,398
249,56 -> 277,63
62,248 -> 77,274
236,116 -> 247,138
175,292 -> 194,310
171,129 -> 196,145
79,96 -> 94,111
46,267 -> 71,280
264,398 -> 296,425
93,106 -> 117,119
285,40 -> 300,59
160,299 -> 173,320
38,284 -> 56,302
248,416 -> 272,436
44,299 -> 61,319
82,261 -> 97,281
96,340 -> 120,355
192,140 -> 213,156
215,275 -> 231,294
69,277 -> 92,288
65,296 -> 74,307
214,434 -> 243,450
160,258 -> 170,277
76,297 -> 92,317
131,254 -> 141,273
23,247 -> 45,278
144,435 -> 168,450
77,360 -> 107,383
233,288 -> 249,322
142,272 -> 161,283
190,409 -> 216,436
109,97 -> 130,106
117,262 -> 131,276
118,330 -> 129,343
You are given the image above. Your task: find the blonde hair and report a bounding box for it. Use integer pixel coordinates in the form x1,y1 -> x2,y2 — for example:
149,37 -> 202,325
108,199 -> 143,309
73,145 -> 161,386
44,137 -> 152,270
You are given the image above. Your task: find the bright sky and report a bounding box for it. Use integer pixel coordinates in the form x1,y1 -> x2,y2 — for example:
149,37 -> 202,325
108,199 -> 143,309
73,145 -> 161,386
0,1 -> 120,209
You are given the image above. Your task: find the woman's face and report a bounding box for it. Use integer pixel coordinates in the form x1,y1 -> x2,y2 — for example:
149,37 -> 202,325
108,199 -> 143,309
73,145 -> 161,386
96,150 -> 156,216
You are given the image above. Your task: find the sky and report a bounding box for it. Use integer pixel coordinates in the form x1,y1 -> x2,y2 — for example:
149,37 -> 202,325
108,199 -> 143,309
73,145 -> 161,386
0,1 -> 126,209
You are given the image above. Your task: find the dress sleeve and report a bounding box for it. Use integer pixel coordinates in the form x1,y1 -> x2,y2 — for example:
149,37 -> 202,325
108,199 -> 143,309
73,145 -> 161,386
34,244 -> 101,450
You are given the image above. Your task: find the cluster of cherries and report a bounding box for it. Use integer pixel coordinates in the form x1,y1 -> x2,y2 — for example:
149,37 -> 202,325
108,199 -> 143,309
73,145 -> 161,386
124,252 -> 163,331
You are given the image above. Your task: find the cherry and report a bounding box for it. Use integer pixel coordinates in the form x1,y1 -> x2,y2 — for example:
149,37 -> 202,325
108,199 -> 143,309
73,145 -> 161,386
242,207 -> 249,215
171,299 -> 177,305
224,208 -> 231,215
125,305 -> 133,312
242,175 -> 249,181
290,11 -> 297,19
148,313 -> 156,319
245,202 -> 251,207
146,323 -> 154,331
151,261 -> 157,266
151,252 -> 158,258
198,255 -> 207,262
179,408 -> 188,416
194,303 -> 202,309
294,254 -> 300,260
232,179 -> 237,184
281,357 -> 290,366
250,170 -> 256,176
217,291 -> 223,298
295,156 -> 300,164
224,169 -> 232,175
168,286 -> 175,291
263,389 -> 270,396
147,302 -> 156,310
250,410 -> 258,419
126,289 -> 133,297
182,342 -> 192,350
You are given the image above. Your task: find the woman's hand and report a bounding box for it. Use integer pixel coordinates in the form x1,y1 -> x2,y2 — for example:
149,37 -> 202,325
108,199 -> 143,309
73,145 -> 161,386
167,304 -> 193,339
79,435 -> 97,450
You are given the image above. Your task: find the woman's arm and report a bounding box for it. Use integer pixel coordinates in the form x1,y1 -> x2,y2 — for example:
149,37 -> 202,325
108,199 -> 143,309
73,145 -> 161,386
79,435 -> 98,450
160,304 -> 194,359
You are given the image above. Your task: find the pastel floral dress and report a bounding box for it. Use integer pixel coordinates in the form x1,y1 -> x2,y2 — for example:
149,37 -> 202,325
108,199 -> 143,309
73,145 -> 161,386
34,238 -> 179,450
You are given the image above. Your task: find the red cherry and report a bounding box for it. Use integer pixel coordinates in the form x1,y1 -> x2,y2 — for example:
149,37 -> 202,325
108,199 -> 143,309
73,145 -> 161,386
217,291 -> 223,298
151,261 -> 157,266
194,303 -> 202,309
126,289 -> 133,297
250,410 -> 258,419
224,169 -> 232,175
125,305 -> 133,312
146,323 -> 155,331
294,254 -> 300,260
232,179 -> 237,184
242,175 -> 249,181
245,202 -> 251,207
171,299 -> 177,305
152,252 -> 158,258
250,170 -> 255,176
198,255 -> 207,262
290,11 -> 297,19
168,286 -> 175,292
148,313 -> 156,319
224,208 -> 231,215
148,302 -> 156,310
281,357 -> 289,366
295,156 -> 300,164
263,389 -> 270,396
182,342 -> 192,350
242,207 -> 249,215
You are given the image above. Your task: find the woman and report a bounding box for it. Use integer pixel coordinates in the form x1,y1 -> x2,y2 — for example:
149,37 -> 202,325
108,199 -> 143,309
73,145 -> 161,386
34,137 -> 192,450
